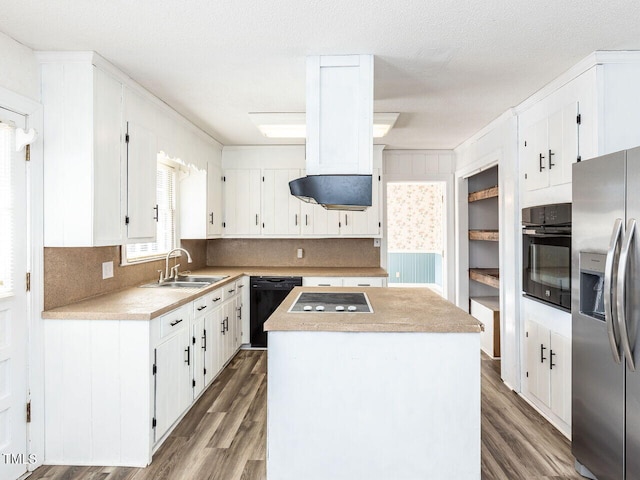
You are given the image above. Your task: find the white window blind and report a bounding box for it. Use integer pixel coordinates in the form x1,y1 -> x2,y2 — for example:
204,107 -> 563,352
0,122 -> 14,293
125,161 -> 176,261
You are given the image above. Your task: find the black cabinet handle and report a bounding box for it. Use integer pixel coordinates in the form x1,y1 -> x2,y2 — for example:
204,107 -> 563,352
153,204 -> 159,221
228,289 -> 235,294
540,344 -> 547,363
345,214 -> 348,227
548,149 -> 555,169
213,297 -> 221,302
550,350 -> 556,370
209,212 -> 214,225
295,214 -> 298,226
539,153 -> 546,172
221,321 -> 226,334
169,318 -> 183,327
255,214 -> 259,225
197,305 -> 207,311
185,346 -> 190,365
305,214 -> 308,226
202,329 -> 207,351
237,305 -> 242,319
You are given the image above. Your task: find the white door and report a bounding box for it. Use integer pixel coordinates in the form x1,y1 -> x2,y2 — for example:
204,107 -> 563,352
262,169 -> 301,235
0,109 -> 29,480
223,169 -> 261,235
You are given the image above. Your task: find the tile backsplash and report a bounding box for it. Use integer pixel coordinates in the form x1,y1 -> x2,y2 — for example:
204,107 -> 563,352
207,238 -> 381,267
44,239 -> 207,310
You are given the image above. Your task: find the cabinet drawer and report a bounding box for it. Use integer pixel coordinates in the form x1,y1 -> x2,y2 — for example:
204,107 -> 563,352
470,297 -> 500,358
223,282 -> 239,301
210,287 -> 224,308
160,303 -> 191,339
303,277 -> 343,287
342,277 -> 386,287
193,292 -> 213,318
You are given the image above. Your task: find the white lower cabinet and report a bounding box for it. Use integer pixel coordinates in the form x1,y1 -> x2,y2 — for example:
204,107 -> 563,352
525,318 -> 571,426
43,282 -> 243,467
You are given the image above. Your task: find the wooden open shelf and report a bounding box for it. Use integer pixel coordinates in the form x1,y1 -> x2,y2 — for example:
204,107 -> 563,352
468,185 -> 499,203
469,268 -> 500,289
469,230 -> 499,241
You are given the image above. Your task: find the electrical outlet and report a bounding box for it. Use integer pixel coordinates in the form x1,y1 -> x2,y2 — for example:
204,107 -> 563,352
395,271 -> 401,278
373,238 -> 381,247
297,248 -> 304,259
102,261 -> 114,279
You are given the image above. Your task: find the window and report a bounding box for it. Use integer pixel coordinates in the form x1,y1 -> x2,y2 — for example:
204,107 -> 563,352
124,159 -> 176,262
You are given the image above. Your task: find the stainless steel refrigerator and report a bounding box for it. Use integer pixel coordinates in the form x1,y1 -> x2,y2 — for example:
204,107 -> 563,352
572,146 -> 640,480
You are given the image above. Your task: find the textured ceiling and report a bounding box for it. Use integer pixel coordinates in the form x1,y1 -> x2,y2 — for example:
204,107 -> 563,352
2,1 -> 640,149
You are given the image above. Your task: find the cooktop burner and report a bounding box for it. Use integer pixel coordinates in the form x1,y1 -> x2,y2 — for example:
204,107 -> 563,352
288,292 -> 373,313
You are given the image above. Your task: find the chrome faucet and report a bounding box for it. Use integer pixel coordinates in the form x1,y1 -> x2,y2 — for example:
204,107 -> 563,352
165,248 -> 193,280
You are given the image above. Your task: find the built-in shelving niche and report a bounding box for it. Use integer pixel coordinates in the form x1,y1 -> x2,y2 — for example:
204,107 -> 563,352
467,166 -> 499,294
467,166 -> 501,357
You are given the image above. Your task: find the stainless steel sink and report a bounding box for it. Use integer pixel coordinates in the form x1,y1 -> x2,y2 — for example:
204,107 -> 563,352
176,275 -> 228,283
140,275 -> 228,289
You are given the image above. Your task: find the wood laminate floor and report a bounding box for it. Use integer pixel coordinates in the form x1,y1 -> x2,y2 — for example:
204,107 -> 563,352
27,350 -> 581,480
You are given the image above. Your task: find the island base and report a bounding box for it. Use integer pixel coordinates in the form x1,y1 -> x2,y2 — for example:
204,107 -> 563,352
267,330 -> 481,480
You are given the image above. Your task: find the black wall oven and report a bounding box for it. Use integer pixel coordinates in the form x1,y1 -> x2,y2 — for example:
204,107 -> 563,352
522,203 -> 571,310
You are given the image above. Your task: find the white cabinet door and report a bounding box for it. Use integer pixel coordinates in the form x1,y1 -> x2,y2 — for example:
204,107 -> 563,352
548,102 -> 579,187
525,320 -> 541,401
93,67 -> 125,246
192,315 -> 206,399
550,331 -> 571,424
522,102 -> 579,192
179,167 -> 207,239
224,169 -> 261,235
154,327 -> 191,440
237,277 -> 250,344
125,121 -> 158,242
205,306 -> 221,384
523,119 -> 549,192
300,202 -> 340,236
207,161 -> 223,237
262,169 -> 301,235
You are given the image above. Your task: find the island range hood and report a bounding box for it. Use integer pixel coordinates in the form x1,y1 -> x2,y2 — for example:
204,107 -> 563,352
289,54 -> 374,211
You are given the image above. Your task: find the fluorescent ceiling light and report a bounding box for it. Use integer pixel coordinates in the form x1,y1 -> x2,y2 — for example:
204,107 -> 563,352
249,112 -> 399,139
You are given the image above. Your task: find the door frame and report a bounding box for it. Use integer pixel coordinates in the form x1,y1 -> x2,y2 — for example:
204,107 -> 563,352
0,86 -> 44,472
381,151 -> 455,303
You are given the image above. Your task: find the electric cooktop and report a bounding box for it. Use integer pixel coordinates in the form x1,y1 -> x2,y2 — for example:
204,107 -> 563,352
288,292 -> 373,313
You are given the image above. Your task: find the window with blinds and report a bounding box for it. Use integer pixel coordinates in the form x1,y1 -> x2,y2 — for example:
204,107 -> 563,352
0,122 -> 14,294
125,161 -> 176,262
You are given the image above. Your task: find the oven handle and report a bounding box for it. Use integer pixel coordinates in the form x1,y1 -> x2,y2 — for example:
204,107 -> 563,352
617,218 -> 636,371
605,218 -> 623,364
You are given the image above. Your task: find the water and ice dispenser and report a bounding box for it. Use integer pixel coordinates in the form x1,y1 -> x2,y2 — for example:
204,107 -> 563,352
579,252 -> 606,320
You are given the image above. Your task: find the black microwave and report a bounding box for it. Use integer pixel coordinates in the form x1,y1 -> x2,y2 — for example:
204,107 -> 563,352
522,203 -> 571,311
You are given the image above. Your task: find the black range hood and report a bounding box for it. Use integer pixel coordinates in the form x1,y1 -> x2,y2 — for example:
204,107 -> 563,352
289,175 -> 372,211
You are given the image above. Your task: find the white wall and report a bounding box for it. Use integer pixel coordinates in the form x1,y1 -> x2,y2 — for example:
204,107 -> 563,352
0,31 -> 39,101
454,111 -> 520,391
382,150 -> 455,301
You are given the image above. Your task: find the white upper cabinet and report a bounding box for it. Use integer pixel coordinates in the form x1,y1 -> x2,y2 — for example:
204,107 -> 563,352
123,87 -> 158,243
305,55 -> 373,175
262,169 -> 302,235
207,160 -> 224,237
522,102 -> 579,192
180,149 -> 224,240
223,169 -> 262,235
40,57 -> 124,247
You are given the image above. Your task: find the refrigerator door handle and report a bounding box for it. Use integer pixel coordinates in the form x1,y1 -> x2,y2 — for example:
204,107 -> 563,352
605,218 -> 624,364
617,218 -> 637,371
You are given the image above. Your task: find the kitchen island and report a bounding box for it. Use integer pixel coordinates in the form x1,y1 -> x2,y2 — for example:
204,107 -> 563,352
264,286 -> 482,480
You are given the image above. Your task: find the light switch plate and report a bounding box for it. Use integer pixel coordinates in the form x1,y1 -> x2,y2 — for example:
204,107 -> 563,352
102,261 -> 114,279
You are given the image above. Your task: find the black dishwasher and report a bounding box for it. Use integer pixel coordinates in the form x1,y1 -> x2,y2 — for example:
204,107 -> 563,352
250,276 -> 302,347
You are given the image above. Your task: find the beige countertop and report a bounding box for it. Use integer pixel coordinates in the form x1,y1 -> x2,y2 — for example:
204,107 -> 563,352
264,286 -> 482,334
42,267 -> 388,320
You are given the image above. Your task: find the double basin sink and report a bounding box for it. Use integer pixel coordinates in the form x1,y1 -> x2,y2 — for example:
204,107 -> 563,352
141,275 -> 228,289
